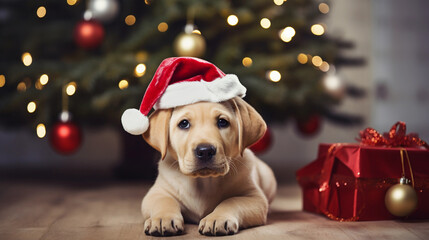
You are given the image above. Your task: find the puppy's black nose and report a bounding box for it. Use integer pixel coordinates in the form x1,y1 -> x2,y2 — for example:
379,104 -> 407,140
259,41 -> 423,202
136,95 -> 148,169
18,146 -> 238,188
195,144 -> 216,161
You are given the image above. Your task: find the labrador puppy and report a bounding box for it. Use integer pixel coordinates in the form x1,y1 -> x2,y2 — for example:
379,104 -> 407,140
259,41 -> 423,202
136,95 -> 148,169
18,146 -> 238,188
141,97 -> 277,236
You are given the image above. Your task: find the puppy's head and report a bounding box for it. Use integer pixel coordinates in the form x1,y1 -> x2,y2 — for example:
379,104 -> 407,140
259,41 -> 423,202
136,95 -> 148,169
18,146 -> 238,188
143,97 -> 266,178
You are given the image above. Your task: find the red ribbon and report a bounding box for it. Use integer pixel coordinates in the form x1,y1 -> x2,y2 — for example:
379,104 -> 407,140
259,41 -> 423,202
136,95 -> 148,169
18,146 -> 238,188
358,121 -> 428,149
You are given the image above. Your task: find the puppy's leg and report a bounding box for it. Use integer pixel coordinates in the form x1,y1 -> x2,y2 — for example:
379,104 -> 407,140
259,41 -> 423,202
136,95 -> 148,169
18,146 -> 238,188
142,187 -> 184,236
199,192 -> 268,236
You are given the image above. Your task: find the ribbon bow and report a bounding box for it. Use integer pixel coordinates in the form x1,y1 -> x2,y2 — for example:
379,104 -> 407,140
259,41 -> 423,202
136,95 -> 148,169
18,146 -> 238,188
358,121 -> 428,149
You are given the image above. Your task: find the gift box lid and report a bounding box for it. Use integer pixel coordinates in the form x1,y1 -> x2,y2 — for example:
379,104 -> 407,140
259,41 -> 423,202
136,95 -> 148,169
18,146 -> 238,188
297,143 -> 429,181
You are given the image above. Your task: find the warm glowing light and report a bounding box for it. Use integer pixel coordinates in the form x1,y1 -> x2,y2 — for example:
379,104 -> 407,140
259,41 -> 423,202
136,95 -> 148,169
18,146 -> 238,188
242,57 -> 253,67
144,0 -> 151,5
36,123 -> 46,138
312,56 -> 323,67
0,75 -> 5,87
319,3 -> 330,14
39,74 -> 49,85
22,52 -> 32,66
267,70 -> 281,82
66,82 -> 77,96
27,101 -> 36,113
17,82 -> 27,91
192,29 -> 201,35
158,22 -> 168,32
319,61 -> 330,72
135,51 -> 148,62
227,15 -> 239,26
260,18 -> 271,29
280,26 -> 295,42
323,75 -> 341,91
273,0 -> 284,6
37,6 -> 46,18
92,0 -> 109,14
67,0 -> 78,6
297,53 -> 308,64
134,63 -> 146,77
35,81 -> 43,90
311,24 -> 325,36
125,15 -> 136,26
83,10 -> 92,21
118,79 -> 129,90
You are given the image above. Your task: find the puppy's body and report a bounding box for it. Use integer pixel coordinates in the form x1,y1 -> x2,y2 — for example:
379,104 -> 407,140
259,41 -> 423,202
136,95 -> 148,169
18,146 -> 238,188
146,149 -> 276,223
142,98 -> 277,236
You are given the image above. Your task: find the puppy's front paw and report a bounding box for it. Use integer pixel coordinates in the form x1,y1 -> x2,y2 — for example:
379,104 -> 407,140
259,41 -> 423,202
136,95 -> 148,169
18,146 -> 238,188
144,215 -> 184,236
198,214 -> 239,236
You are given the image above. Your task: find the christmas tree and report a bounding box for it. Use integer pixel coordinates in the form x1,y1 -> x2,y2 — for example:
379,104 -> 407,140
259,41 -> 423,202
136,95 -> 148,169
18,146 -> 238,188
0,0 -> 363,140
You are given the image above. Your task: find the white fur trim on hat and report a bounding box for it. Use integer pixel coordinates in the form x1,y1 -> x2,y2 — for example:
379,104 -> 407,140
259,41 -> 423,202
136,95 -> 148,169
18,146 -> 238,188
121,108 -> 149,135
153,74 -> 246,110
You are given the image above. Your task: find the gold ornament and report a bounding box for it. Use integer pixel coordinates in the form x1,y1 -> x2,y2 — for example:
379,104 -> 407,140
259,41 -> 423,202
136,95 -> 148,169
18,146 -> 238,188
173,32 -> 206,57
385,177 -> 418,217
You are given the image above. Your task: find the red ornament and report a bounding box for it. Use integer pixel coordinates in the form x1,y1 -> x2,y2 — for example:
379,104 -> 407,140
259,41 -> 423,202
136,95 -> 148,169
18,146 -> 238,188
50,121 -> 82,155
296,115 -> 321,137
250,127 -> 272,154
74,20 -> 104,49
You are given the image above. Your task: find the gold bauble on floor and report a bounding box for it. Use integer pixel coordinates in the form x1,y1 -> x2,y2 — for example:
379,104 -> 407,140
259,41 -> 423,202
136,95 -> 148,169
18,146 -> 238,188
385,180 -> 418,217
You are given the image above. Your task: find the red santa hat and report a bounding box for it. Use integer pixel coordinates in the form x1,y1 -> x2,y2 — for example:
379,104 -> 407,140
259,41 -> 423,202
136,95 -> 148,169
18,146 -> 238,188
121,57 -> 247,135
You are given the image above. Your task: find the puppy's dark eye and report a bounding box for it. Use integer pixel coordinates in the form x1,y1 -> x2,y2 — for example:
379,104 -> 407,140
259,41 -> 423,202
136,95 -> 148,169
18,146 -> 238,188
217,118 -> 229,128
178,119 -> 190,129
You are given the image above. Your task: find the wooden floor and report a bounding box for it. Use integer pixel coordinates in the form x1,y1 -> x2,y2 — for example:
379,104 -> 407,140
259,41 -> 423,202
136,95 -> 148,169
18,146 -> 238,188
0,180 -> 428,240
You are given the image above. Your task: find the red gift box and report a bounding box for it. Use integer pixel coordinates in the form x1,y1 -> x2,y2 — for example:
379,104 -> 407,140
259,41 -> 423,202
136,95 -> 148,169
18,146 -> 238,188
296,122 -> 429,221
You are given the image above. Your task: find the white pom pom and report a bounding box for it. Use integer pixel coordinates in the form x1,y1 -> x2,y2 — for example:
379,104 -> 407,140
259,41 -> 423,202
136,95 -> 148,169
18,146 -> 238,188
121,108 -> 149,135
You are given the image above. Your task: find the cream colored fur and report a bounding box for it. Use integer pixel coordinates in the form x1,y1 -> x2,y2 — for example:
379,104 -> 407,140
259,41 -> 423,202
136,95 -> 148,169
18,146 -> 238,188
141,97 -> 277,236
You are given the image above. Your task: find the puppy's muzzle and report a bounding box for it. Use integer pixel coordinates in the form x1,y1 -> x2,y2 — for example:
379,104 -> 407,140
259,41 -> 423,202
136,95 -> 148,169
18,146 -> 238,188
195,144 -> 216,162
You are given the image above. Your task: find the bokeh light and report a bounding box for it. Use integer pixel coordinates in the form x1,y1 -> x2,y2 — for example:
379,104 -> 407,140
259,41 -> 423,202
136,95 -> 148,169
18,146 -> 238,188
39,74 -> 49,85
125,15 -> 136,26
22,52 -> 32,66
323,74 -> 341,91
319,61 -> 330,72
135,51 -> 148,62
158,22 -> 168,32
36,123 -> 46,138
312,56 -> 323,67
227,15 -> 239,26
273,0 -> 284,6
67,0 -> 78,6
66,82 -> 77,96
242,57 -> 253,67
319,3 -> 330,14
280,26 -> 295,42
134,63 -> 146,77
311,24 -> 325,36
260,18 -> 271,29
17,82 -> 27,91
37,6 -> 46,18
118,79 -> 129,90
297,53 -> 308,64
267,70 -> 281,82
0,75 -> 5,87
27,101 -> 37,113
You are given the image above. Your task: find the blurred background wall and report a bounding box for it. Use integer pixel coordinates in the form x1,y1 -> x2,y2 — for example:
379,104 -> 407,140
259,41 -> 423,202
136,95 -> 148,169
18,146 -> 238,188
1,0 -> 428,182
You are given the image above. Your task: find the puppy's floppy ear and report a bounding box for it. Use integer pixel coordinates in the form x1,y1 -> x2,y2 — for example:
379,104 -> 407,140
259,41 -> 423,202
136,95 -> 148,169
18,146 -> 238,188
143,109 -> 172,160
231,97 -> 267,155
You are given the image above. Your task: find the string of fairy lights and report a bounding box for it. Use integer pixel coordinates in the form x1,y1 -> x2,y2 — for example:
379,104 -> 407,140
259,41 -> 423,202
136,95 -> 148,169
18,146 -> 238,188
0,0 -> 336,139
